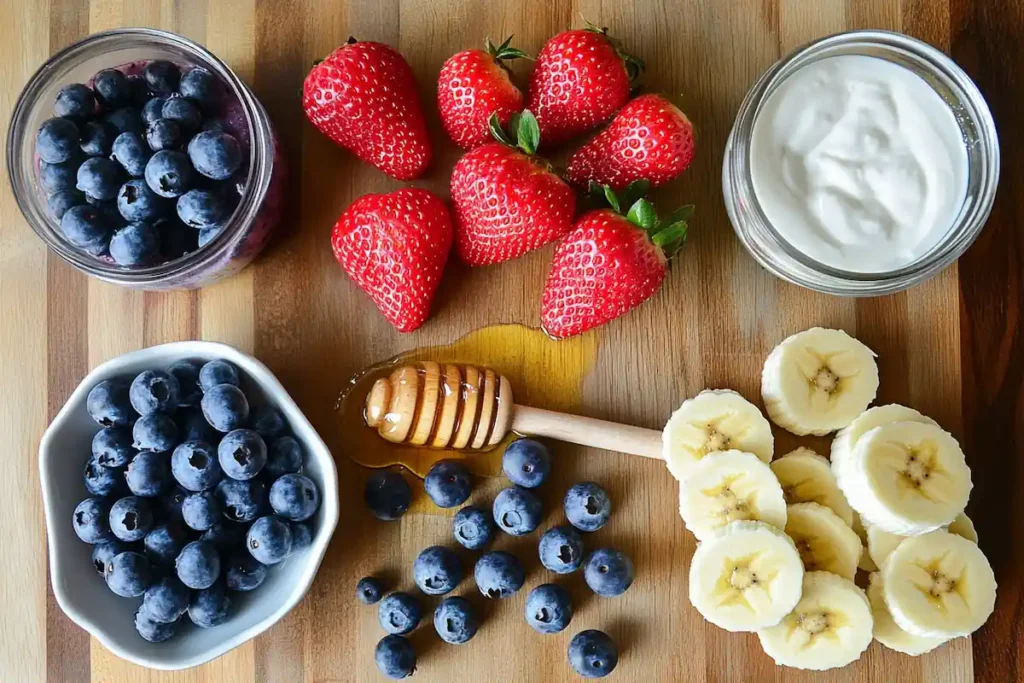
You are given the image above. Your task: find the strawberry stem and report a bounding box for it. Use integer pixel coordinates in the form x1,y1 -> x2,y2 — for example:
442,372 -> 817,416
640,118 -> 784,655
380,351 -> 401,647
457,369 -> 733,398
593,183 -> 692,257
489,110 -> 541,155
485,36 -> 529,62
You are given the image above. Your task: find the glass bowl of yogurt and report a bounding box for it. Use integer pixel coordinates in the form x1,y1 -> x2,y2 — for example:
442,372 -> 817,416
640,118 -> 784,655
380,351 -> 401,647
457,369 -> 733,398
7,28 -> 285,290
723,30 -> 998,296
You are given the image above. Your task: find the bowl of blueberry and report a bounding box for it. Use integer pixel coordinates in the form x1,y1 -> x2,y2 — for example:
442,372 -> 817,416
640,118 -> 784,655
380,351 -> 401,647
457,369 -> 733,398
40,342 -> 338,670
7,28 -> 286,289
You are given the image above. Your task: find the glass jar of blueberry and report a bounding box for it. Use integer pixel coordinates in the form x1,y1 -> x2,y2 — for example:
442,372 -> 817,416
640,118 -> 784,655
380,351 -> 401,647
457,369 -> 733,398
7,28 -> 285,289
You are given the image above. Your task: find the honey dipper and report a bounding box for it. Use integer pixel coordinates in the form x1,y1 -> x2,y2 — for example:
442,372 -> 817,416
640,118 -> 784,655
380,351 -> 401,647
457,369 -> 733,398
363,362 -> 664,459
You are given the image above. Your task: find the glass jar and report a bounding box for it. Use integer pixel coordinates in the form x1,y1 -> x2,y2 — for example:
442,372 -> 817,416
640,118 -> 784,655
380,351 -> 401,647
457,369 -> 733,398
723,30 -> 998,296
7,28 -> 285,290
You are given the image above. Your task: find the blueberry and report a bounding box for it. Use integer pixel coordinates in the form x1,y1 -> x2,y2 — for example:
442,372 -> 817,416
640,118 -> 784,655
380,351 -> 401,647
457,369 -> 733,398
424,460 -> 472,508
40,158 -> 80,193
568,630 -> 618,678
224,552 -> 267,591
84,457 -> 124,496
47,190 -> 85,220
159,217 -> 200,259
565,482 -> 612,532
141,576 -> 190,623
246,515 -> 292,564
162,97 -> 202,132
110,222 -> 160,266
144,523 -> 188,567
201,521 -> 246,550
538,525 -> 584,574
198,225 -> 223,248
583,548 -> 634,597
503,439 -> 551,488
493,486 -> 542,536
167,359 -> 203,407
146,119 -> 182,151
474,551 -> 525,599
249,405 -> 286,441
73,497 -> 111,543
378,592 -> 422,635
218,429 -> 266,480
171,440 -> 221,491
202,385 -> 249,432
182,491 -> 223,531
105,107 -> 145,136
105,551 -> 152,597
37,117 -> 80,163
109,496 -> 154,542
526,584 -> 573,634
357,576 -> 384,605
79,121 -> 116,156
201,118 -> 229,134
434,596 -> 479,644
160,485 -> 188,522
76,157 -> 122,200
364,471 -> 411,521
179,67 -> 220,110
111,132 -> 151,177
144,60 -> 181,94
413,546 -> 463,596
188,131 -> 242,180
91,541 -> 127,576
60,204 -> 110,250
130,370 -> 180,415
264,436 -> 302,477
177,407 -> 218,443
126,75 -> 149,107
176,188 -> 228,228
215,477 -> 266,523
55,84 -> 95,119
199,359 -> 240,391
375,635 -> 416,680
145,150 -> 193,198
116,179 -> 166,222
175,540 -> 221,589
86,385 -> 131,429
126,450 -> 172,496
92,426 -> 134,467
142,97 -> 167,125
452,505 -> 495,551
132,413 -> 179,453
93,69 -> 131,107
269,473 -> 319,521
289,521 -> 312,551
134,608 -> 177,643
188,582 -> 231,627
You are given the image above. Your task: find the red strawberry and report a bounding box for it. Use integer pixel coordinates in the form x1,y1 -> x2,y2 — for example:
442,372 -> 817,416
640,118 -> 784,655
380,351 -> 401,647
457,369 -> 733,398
526,25 -> 643,145
331,188 -> 452,332
450,111 -> 576,266
567,94 -> 695,190
303,39 -> 431,180
438,37 -> 527,150
541,187 -> 692,338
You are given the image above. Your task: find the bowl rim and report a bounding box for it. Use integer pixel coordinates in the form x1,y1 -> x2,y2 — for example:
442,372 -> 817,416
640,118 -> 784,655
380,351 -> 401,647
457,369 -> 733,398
39,340 -> 340,670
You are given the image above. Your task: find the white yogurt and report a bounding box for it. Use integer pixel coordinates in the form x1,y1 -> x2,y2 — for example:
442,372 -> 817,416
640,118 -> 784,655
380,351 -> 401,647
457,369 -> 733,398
750,55 -> 968,273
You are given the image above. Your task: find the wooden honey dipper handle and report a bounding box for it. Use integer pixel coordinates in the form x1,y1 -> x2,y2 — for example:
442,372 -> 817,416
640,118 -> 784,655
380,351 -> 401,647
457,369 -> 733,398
363,362 -> 663,460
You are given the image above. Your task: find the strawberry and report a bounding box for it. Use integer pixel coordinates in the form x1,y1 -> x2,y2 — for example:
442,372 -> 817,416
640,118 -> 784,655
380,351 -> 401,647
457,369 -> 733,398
541,185 -> 692,338
566,94 -> 695,191
438,37 -> 527,150
450,111 -> 576,266
526,24 -> 643,145
331,188 -> 452,332
303,39 -> 431,180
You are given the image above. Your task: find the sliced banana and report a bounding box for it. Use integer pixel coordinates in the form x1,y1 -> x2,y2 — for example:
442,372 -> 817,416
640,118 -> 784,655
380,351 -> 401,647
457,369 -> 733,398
770,448 -> 854,526
837,421 -> 972,535
852,512 -> 877,571
662,389 -> 774,481
867,572 -> 947,656
757,571 -> 873,671
882,530 -> 996,639
867,512 -> 979,568
831,404 -> 939,482
947,512 -> 979,543
678,450 -> 788,541
688,521 -> 804,632
784,502 -> 862,580
761,327 -> 879,436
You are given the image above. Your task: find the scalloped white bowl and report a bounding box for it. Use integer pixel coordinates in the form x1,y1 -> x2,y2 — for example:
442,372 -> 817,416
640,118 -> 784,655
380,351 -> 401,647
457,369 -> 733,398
40,341 -> 339,670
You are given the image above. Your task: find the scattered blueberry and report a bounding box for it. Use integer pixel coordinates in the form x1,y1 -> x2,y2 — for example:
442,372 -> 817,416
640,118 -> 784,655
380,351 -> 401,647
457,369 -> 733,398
142,96 -> 167,125
188,582 -> 231,627
105,550 -> 152,597
413,546 -> 462,596
92,426 -> 134,467
199,359 -> 239,391
146,119 -> 182,151
177,407 -> 219,443
568,630 -> 618,678
215,477 -> 266,523
474,551 -> 524,599
246,515 -> 293,564
289,521 -> 312,551
37,117 -> 80,163
60,204 -> 109,250
79,120 -> 116,156
144,523 -> 188,567
264,436 -> 302,477
175,540 -> 221,589
162,97 -> 201,132
539,524 -> 584,574
160,485 -> 188,522
40,158 -> 79,193
424,460 -> 472,508
202,384 -> 249,432
144,60 -> 181,94
55,84 -> 95,119
132,413 -> 179,453
269,473 -> 319,521
47,190 -> 85,220
583,548 -> 634,597
76,157 -> 122,200
434,596 -> 478,644
73,497 -> 111,543
126,450 -> 172,496
93,69 -> 131,107
84,456 -> 123,496
224,552 -> 267,591
502,439 -> 551,488
564,482 -> 612,532
176,188 -> 228,228
145,150 -> 193,198
134,608 -> 177,643
218,428 -> 266,480
182,490 -> 223,531
109,496 -> 153,541
179,67 -> 220,110
116,178 -> 166,222
105,107 -> 145,136
375,635 -> 416,680
198,225 -> 223,248
201,521 -> 246,551
452,505 -> 495,551
526,584 -> 573,634
493,487 -> 542,536
171,440 -> 222,491
378,592 -> 422,635
364,471 -> 411,521
91,541 -> 127,576
110,222 -> 160,266
110,131 -> 151,176
357,576 -> 384,605
188,130 -> 242,180
130,370 -> 180,415
141,577 -> 190,623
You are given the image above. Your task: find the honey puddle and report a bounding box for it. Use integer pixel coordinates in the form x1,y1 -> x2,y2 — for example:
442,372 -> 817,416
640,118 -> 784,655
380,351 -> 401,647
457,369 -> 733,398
336,324 -> 598,478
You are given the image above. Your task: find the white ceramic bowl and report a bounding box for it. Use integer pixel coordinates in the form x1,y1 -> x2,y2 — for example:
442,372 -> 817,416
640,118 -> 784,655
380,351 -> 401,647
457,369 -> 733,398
40,341 -> 339,670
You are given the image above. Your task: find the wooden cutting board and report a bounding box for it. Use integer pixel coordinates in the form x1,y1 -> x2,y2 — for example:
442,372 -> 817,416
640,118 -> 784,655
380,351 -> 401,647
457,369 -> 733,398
1,0 -> 1019,681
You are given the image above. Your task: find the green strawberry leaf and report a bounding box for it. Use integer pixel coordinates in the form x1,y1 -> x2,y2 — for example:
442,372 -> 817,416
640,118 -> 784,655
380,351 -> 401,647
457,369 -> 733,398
516,110 -> 541,155
497,35 -> 513,52
651,220 -> 689,252
497,48 -> 529,60
626,198 -> 658,232
489,112 -> 515,147
620,179 -> 650,209
665,204 -> 695,226
601,185 -> 621,214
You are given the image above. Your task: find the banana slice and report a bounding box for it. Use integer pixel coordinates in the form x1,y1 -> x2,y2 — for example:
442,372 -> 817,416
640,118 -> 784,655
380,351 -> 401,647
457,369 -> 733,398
662,389 -> 774,481
784,502 -> 862,580
837,421 -> 972,535
761,327 -> 879,436
867,572 -> 947,656
882,530 -> 996,639
947,512 -> 979,543
867,512 -> 979,568
831,404 -> 939,482
757,571 -> 873,671
770,448 -> 854,526
688,521 -> 804,632
678,450 -> 788,541
852,512 -> 877,571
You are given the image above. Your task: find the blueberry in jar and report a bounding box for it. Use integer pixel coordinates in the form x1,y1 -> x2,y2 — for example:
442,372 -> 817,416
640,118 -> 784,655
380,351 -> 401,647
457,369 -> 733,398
126,450 -> 172,496
116,178 -> 166,223
146,118 -> 182,152
218,429 -> 266,480
111,132 -> 151,177
54,83 -> 95,119
79,120 -> 116,156
375,635 -> 416,680
452,505 -> 495,550
134,608 -> 177,643
215,477 -> 267,523
143,523 -> 188,567
202,384 -> 249,433
433,596 -> 478,644
474,551 -> 525,599
76,157 -> 122,200
357,576 -> 384,605
93,69 -> 131,107
264,435 -> 302,477
162,96 -> 202,132
145,150 -> 193,198
502,438 -> 551,488
413,546 -> 462,596
110,222 -> 160,266
126,74 -> 149,106
249,405 -> 286,441
167,359 -> 203,407
84,456 -> 123,497
91,541 -> 127,576
60,204 -> 109,251
568,630 -> 618,678
224,552 -> 267,591
72,497 -> 112,543
424,459 -> 472,508
182,490 -> 223,531
188,130 -> 242,180
36,117 -> 80,163
179,67 -> 220,110
159,217 -> 199,259
176,188 -> 228,228
525,584 -> 573,634
538,524 -> 584,574
143,60 -> 181,94
142,96 -> 167,125
364,470 -> 411,521
47,190 -> 85,220
141,576 -> 190,623
105,550 -> 152,597
87,378 -> 133,427
269,473 -> 320,521
378,592 -> 422,635
583,548 -> 634,597
199,359 -> 240,391
188,582 -> 231,627
171,440 -> 221,491
246,514 -> 293,564
175,540 -> 221,589
105,106 -> 145,136
39,158 -> 80,193
564,481 -> 612,532
493,486 -> 542,536
198,225 -> 223,248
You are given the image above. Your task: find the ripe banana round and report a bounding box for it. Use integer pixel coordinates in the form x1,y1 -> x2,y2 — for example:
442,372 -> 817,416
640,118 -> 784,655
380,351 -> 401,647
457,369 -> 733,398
831,404 -> 939,482
662,389 -> 774,481
851,511 -> 877,572
678,450 -> 788,541
837,421 -> 972,535
867,512 -> 979,569
688,521 -> 804,632
761,327 -> 879,436
757,571 -> 873,671
784,502 -> 862,580
947,512 -> 979,543
867,572 -> 947,656
770,448 -> 854,526
882,530 -> 996,639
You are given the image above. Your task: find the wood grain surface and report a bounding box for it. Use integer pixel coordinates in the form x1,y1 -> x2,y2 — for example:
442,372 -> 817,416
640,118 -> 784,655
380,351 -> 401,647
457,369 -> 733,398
1,0 -> 1021,681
